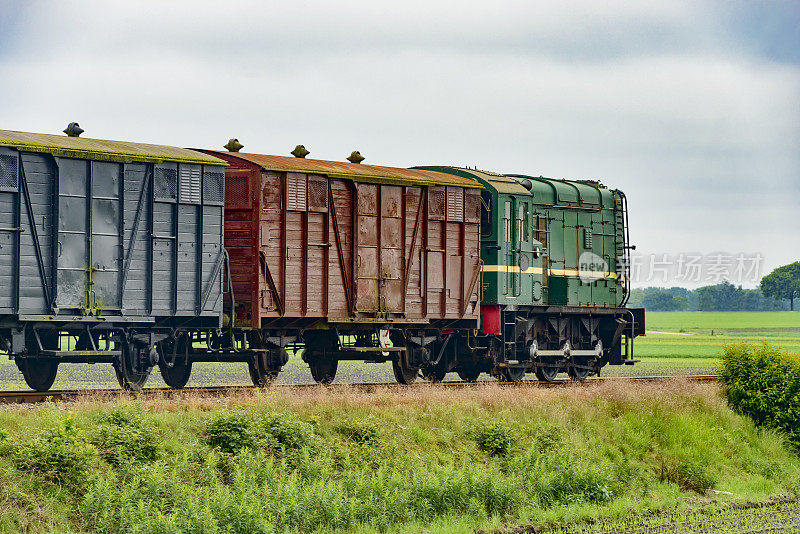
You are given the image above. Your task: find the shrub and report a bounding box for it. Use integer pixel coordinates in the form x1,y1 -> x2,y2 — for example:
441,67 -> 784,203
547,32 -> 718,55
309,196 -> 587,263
719,342 -> 800,447
528,461 -> 614,506
334,418 -> 380,445
91,410 -> 158,466
15,418 -> 98,489
206,412 -> 254,454
254,412 -> 316,453
657,457 -> 716,494
469,420 -> 515,456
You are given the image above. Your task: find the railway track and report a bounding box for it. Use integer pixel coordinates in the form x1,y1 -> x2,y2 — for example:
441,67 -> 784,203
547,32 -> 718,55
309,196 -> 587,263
0,375 -> 720,405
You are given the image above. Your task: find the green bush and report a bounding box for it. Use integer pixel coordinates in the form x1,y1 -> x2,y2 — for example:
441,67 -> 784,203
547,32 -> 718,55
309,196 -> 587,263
657,457 -> 717,494
334,418 -> 380,445
532,464 -> 614,506
254,412 -> 316,453
91,409 -> 158,466
469,420 -> 515,456
15,418 -> 98,489
719,342 -> 800,447
206,412 -> 254,454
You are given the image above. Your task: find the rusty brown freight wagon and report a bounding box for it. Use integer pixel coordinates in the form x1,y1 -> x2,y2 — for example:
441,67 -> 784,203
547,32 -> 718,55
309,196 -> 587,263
199,145 -> 483,384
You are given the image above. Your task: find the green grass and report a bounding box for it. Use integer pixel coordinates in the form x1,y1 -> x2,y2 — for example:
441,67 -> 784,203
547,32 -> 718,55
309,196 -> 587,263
0,381 -> 798,533
645,311 -> 800,331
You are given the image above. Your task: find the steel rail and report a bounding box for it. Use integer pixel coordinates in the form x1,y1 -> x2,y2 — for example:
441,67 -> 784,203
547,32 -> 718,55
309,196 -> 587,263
0,375 -> 720,405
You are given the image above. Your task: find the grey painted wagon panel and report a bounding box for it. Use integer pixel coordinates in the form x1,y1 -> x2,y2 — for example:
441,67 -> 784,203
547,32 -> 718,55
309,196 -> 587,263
0,136 -> 225,327
19,153 -> 54,314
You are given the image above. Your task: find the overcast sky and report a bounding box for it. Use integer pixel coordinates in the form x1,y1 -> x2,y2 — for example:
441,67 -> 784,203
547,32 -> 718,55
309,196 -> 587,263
1,1 -> 797,288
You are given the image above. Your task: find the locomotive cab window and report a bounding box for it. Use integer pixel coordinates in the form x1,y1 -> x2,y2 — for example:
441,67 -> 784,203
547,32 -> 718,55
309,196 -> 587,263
503,201 -> 512,242
534,215 -> 548,249
480,191 -> 493,237
518,203 -> 529,242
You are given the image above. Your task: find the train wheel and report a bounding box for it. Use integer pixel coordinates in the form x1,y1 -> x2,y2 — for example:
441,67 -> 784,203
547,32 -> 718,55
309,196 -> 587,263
457,366 -> 481,382
421,364 -> 447,383
498,366 -> 526,382
392,357 -> 419,385
248,349 -> 283,387
161,358 -> 193,388
114,342 -> 153,391
17,359 -> 59,392
306,350 -> 338,384
567,357 -> 593,380
16,331 -> 60,392
535,357 -> 560,382
158,336 -> 192,389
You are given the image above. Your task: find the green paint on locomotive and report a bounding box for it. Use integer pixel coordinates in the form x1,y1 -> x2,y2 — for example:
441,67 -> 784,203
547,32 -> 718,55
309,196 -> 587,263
416,167 -> 629,308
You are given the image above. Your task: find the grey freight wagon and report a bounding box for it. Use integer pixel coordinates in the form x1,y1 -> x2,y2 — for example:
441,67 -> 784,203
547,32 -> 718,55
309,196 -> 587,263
0,128 -> 227,390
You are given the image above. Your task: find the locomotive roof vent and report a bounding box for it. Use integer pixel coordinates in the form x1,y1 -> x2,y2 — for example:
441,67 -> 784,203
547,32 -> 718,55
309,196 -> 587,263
519,179 -> 533,191
291,144 -> 310,158
224,138 -> 244,152
63,122 -> 84,137
347,150 -> 365,164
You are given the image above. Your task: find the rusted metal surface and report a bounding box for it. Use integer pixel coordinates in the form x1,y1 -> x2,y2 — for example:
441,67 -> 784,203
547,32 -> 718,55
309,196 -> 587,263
206,152 -> 481,189
199,149 -> 483,330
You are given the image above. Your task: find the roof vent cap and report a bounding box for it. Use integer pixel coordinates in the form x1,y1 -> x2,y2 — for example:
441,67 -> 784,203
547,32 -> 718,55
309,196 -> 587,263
291,145 -> 310,158
520,179 -> 533,191
63,122 -> 84,138
224,138 -> 243,152
347,150 -> 365,164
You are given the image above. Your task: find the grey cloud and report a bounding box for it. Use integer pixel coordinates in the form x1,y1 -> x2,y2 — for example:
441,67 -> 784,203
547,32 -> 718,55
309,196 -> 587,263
0,0 -> 797,285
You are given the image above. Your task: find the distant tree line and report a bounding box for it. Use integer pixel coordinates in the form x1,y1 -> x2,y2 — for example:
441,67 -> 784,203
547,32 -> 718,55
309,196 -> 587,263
628,281 -> 793,311
628,261 -> 799,312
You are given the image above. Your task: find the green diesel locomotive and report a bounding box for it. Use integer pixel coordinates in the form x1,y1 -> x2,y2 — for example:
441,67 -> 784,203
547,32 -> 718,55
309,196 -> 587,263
410,167 -> 645,382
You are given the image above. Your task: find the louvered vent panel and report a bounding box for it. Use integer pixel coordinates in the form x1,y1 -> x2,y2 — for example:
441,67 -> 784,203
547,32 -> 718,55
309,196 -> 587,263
307,177 -> 328,212
286,173 -> 307,211
203,170 -> 224,204
428,188 -> 445,220
154,168 -> 177,201
180,168 -> 201,204
0,155 -> 18,190
225,176 -> 249,207
464,191 -> 481,223
446,188 -> 464,221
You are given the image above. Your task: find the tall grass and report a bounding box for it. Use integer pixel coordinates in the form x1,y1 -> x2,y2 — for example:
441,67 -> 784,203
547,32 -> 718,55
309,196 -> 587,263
0,381 -> 798,533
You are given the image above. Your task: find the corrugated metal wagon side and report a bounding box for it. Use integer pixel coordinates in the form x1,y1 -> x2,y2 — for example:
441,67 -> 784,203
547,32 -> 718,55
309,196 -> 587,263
0,129 -> 227,391
200,148 -> 483,384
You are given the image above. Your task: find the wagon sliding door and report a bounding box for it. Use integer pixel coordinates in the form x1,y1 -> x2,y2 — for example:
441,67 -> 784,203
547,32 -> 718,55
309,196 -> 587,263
355,183 -> 404,316
55,159 -> 122,313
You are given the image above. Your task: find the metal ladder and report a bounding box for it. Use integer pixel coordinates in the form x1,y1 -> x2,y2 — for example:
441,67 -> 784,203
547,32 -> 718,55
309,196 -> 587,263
502,310 -> 520,364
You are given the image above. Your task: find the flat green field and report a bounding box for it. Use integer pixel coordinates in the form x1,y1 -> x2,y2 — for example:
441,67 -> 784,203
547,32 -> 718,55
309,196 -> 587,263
0,312 -> 797,388
622,311 -> 800,377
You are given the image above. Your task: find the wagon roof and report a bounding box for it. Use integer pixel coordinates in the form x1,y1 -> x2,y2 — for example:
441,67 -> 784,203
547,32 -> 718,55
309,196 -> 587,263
0,129 -> 225,166
206,151 -> 482,188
